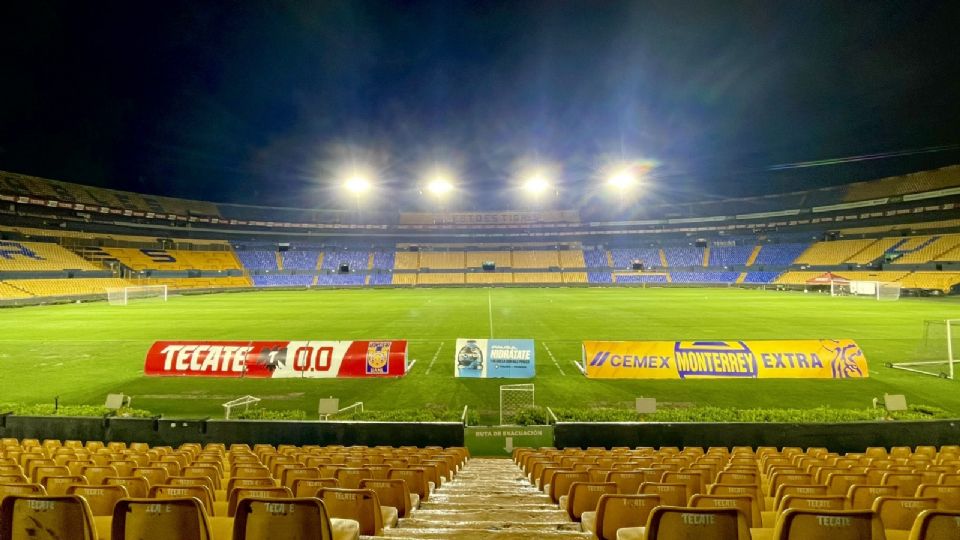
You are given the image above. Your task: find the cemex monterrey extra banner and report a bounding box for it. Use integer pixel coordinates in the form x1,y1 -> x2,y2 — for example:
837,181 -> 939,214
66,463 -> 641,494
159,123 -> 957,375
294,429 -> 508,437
582,339 -> 868,380
144,340 -> 407,378
455,339 -> 536,378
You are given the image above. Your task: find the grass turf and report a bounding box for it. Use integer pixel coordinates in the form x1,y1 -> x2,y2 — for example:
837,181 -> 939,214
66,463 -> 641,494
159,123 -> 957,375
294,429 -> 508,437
1,287 -> 959,423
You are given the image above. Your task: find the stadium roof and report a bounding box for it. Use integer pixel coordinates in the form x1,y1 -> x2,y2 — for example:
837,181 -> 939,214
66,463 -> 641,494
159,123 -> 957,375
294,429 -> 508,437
1,2 -> 960,211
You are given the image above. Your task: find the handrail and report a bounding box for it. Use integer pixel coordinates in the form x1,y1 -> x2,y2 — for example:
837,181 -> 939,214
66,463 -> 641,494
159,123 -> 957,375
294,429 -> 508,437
461,405 -> 469,426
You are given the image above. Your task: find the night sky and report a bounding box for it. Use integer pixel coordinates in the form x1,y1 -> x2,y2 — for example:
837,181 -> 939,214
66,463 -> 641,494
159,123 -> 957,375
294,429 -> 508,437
2,1 -> 960,211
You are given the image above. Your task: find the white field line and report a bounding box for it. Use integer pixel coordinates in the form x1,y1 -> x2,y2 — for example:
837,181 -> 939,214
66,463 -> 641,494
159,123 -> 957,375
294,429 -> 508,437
542,343 -> 566,376
424,342 -> 445,375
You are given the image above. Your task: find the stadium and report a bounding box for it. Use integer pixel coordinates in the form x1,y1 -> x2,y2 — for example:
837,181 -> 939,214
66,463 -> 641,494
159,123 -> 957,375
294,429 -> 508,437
3,2 -> 960,539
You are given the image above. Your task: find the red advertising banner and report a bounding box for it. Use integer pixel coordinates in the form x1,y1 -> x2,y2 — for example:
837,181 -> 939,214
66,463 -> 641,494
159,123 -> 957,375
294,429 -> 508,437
144,340 -> 407,378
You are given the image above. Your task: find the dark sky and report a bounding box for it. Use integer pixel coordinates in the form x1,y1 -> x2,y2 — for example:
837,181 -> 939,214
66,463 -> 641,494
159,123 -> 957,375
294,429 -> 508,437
1,1 -> 959,211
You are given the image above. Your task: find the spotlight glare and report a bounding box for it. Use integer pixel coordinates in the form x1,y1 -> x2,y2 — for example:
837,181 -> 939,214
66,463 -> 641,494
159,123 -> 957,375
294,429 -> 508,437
344,176 -> 371,194
523,175 -> 550,194
608,169 -> 636,190
426,178 -> 453,195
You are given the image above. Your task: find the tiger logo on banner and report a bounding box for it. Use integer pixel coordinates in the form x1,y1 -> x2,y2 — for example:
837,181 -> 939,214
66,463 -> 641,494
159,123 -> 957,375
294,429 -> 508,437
366,341 -> 391,375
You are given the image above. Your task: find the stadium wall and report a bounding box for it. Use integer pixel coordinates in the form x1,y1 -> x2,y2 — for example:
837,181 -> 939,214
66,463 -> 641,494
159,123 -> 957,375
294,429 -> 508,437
554,420 -> 960,453
0,415 -> 464,447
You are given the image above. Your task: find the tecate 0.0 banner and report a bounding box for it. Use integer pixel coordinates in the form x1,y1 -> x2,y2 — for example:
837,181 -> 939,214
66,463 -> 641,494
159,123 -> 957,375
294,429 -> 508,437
144,340 -> 407,378
455,339 -> 536,378
582,339 -> 868,380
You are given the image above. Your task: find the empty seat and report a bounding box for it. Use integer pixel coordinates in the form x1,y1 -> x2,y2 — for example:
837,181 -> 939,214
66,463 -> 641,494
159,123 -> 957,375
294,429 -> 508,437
227,486 -> 293,517
111,497 -> 213,540
292,477 -> 339,498
639,482 -> 688,507
872,496 -> 939,532
562,481 -> 617,522
0,494 -> 98,540
907,509 -> 960,539
915,484 -> 960,510
149,484 -> 216,516
0,482 -> 46,502
66,484 -> 129,516
690,493 -> 763,528
644,506 -> 751,540
232,497 -> 341,540
105,476 -> 150,498
848,485 -> 900,510
582,494 -> 660,540
41,474 -> 87,496
360,478 -> 418,518
772,509 -> 886,539
318,487 -> 391,536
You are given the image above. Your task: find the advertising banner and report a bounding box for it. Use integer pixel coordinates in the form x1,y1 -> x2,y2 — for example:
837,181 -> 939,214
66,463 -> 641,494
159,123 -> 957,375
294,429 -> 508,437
144,340 -> 407,378
583,339 -> 868,380
455,339 -> 536,378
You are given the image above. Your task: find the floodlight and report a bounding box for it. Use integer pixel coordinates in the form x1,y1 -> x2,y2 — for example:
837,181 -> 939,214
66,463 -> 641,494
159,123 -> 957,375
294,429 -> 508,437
344,176 -> 371,194
523,175 -> 550,194
608,169 -> 637,190
426,178 -> 453,195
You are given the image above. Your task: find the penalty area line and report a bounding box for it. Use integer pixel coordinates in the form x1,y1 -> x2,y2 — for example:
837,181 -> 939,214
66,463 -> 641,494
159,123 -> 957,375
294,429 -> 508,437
542,343 -> 566,376
424,342 -> 445,375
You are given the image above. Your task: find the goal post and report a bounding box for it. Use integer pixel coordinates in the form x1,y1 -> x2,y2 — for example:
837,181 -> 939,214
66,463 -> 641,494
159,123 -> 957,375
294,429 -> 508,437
106,285 -> 168,306
890,319 -> 960,379
499,383 -> 535,425
831,280 -> 900,301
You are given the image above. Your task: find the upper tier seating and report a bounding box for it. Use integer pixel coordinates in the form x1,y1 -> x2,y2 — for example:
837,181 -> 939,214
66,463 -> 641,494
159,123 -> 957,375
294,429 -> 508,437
281,250 -> 321,270
0,241 -> 100,271
419,252 -> 466,270
236,251 -> 277,271
843,165 -> 960,202
511,251 -> 560,268
102,248 -> 242,271
752,243 -> 809,266
663,247 -> 704,268
889,235 -> 960,264
611,248 -> 662,269
709,246 -> 755,267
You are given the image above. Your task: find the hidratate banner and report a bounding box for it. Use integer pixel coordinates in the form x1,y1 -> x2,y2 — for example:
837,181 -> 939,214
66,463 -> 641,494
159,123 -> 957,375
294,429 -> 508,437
455,338 -> 536,378
144,340 -> 407,378
582,339 -> 868,380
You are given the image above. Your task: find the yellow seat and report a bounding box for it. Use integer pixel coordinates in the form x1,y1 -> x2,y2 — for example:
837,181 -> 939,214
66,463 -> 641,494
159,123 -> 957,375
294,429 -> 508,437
388,468 -> 430,503
583,494 -> 660,540
0,482 -> 47,503
778,494 -> 847,513
772,484 -> 828,511
644,506 -> 751,540
334,467 -> 373,490
0,494 -> 98,540
563,481 -> 617,522
606,470 -> 646,494
232,497 -> 336,540
280,467 -> 321,490
882,473 -> 924,497
111,497 -> 213,540
907,509 -> 960,539
772,509 -> 886,539
639,482 -> 688,507
104,476 -> 150,498
915,484 -> 960,510
848,485 -> 900,510
550,471 -> 589,504
293,477 -> 339,498
690,493 -> 763,528
360,478 -> 417,518
66,484 -> 129,516
226,486 -> 293,517
150,484 -> 216,516
318,487 -> 389,536
872,497 -> 939,532
41,474 -> 87,496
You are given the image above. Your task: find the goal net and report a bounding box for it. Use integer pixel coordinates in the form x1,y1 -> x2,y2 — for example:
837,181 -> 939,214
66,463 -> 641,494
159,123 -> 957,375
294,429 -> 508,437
891,319 -> 960,379
106,285 -> 168,306
500,383 -> 535,425
831,280 -> 900,301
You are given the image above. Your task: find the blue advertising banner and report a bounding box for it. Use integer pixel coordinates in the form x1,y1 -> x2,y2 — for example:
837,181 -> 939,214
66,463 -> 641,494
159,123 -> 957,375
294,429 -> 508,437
454,338 -> 536,378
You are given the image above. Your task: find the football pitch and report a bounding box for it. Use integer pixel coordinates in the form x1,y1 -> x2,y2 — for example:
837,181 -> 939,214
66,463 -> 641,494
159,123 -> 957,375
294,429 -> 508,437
2,287 -> 959,422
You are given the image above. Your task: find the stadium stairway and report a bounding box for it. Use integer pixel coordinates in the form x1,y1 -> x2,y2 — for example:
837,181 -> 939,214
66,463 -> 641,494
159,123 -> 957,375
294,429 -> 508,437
745,245 -> 761,266
385,458 -> 590,539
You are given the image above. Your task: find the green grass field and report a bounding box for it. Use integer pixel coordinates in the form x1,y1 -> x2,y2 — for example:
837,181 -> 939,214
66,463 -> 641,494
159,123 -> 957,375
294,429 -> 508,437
2,287 -> 959,423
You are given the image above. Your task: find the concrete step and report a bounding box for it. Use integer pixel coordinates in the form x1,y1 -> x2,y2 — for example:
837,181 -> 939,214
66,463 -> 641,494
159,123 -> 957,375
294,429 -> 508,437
404,509 -> 570,523
382,527 -> 591,539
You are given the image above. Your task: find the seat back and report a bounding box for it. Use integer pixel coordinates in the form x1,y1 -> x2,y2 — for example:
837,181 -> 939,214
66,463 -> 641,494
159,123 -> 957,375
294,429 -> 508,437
605,470 -> 645,494
690,493 -> 762,528
335,467 -> 373,490
0,494 -> 97,540
66,484 -> 129,516
133,467 -> 168,487
662,471 -> 706,497
42,475 -> 87,496
882,473 -> 924,496
594,494 -> 660,540
225,477 -> 276,496
847,484 -> 899,510
233,497 -> 333,540
907,509 -> 960,540
280,467 -> 320,490
915,484 -> 960,510
872,496 -> 939,531
827,473 -> 868,496
111,497 -> 212,540
772,484 -> 829,510
715,471 -> 758,486
105,476 -> 150,498
317,487 -> 384,536
227,486 -> 293,517
80,465 -> 118,485
388,468 -> 429,502
550,471 -> 589,504
778,494 -> 847,513
772,509 -> 886,540
360,478 -> 413,518
566,482 -> 617,521
645,506 -> 750,539
293,478 -> 339,497
639,482 -> 688,507
149,484 -> 215,515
